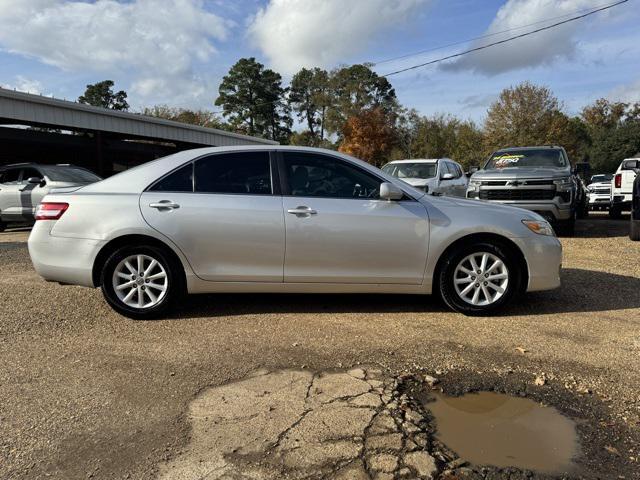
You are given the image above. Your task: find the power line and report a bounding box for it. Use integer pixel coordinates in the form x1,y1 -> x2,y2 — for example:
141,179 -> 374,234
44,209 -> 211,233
372,1 -> 625,66
381,0 -> 628,77
210,0 -> 627,115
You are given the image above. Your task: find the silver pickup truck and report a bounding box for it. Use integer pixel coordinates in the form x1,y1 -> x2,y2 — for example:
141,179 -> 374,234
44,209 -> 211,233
466,146 -> 589,236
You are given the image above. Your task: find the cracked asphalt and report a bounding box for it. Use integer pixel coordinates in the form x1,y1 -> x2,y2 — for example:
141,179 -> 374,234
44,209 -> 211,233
1,214 -> 639,479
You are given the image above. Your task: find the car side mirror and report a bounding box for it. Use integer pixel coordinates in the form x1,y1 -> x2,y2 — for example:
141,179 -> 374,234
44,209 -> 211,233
441,173 -> 454,180
27,176 -> 43,185
622,159 -> 640,170
379,182 -> 403,201
468,166 -> 479,175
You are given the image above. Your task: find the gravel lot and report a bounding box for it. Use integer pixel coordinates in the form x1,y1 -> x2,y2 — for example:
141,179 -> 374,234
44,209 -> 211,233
1,214 -> 639,479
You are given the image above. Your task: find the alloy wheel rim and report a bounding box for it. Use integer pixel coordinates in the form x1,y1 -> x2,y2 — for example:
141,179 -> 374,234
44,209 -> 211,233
453,252 -> 509,306
112,254 -> 168,309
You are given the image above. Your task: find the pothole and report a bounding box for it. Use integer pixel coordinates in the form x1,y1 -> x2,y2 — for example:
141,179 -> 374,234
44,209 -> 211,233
158,368 -> 631,479
423,391 -> 579,474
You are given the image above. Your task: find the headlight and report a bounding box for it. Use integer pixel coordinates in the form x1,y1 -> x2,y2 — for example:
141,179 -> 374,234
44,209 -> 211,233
467,181 -> 481,191
522,219 -> 555,236
553,177 -> 572,189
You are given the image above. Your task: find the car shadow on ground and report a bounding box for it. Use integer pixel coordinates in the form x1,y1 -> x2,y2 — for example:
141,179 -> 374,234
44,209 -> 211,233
168,268 -> 640,319
575,213 -> 630,238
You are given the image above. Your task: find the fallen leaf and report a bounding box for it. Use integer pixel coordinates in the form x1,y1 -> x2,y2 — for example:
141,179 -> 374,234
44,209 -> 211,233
515,347 -> 528,354
604,446 -> 620,456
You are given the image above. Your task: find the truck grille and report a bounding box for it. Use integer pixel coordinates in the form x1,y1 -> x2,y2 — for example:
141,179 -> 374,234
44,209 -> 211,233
593,187 -> 610,194
479,189 -> 556,201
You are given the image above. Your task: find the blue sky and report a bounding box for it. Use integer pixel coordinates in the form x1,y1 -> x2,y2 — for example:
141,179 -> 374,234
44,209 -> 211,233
0,0 -> 638,124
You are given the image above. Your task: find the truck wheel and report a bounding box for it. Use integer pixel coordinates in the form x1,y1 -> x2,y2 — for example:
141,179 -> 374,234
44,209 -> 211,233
609,206 -> 622,219
438,241 -> 521,316
0,221 -> 5,232
630,218 -> 640,241
577,201 -> 589,219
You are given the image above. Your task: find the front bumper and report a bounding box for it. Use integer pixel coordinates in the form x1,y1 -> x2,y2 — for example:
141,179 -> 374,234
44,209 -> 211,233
588,194 -> 610,207
511,234 -> 562,292
28,221 -> 105,287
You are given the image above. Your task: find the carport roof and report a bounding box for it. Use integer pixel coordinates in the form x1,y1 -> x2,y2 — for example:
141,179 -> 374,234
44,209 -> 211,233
0,87 -> 278,147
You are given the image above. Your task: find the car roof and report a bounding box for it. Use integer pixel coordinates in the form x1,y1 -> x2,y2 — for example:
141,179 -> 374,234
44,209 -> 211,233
386,158 -> 449,164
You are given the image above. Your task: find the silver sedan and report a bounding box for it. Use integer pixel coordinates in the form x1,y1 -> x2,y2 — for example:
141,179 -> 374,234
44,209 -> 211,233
28,146 -> 562,319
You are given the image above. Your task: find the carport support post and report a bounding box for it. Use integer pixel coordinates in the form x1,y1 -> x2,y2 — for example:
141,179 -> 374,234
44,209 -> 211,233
95,131 -> 105,177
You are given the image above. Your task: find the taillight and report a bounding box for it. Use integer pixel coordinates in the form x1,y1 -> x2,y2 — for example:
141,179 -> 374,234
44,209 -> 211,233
614,174 -> 622,189
35,202 -> 69,220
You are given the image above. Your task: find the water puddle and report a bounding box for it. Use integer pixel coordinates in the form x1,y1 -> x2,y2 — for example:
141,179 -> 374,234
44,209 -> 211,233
425,391 -> 579,473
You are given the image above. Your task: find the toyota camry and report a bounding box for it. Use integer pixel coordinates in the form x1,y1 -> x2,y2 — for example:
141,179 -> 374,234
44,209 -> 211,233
28,146 -> 562,319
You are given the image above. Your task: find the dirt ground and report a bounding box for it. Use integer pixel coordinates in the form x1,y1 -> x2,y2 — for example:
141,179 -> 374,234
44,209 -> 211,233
1,214 -> 639,479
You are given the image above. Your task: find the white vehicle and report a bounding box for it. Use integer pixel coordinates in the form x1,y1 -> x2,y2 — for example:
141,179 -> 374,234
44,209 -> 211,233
381,158 -> 468,197
610,158 -> 639,218
28,146 -> 561,319
587,174 -> 613,211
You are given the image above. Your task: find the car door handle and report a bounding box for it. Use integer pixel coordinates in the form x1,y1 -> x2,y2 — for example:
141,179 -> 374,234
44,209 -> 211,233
287,206 -> 317,216
149,201 -> 180,210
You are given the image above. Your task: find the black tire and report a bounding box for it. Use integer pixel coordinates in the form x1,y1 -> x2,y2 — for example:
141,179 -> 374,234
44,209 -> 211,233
100,245 -> 184,320
0,221 -> 5,232
609,206 -> 622,219
438,241 -> 522,316
630,218 -> 640,241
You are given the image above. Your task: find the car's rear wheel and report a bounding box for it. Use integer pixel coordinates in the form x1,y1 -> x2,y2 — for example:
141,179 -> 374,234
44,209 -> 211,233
438,242 -> 521,316
101,245 -> 182,319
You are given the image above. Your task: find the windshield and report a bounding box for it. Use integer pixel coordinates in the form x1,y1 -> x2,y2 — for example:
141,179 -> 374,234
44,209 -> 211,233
485,149 -> 568,169
41,166 -> 102,183
590,174 -> 612,183
382,162 -> 437,179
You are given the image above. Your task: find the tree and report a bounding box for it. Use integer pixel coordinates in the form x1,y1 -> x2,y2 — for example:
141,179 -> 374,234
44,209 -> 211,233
484,82 -> 574,155
289,67 -> 331,144
326,64 -> 398,137
215,57 -> 291,142
78,80 -> 129,110
581,98 -> 640,172
338,107 -> 395,166
391,111 -> 485,169
141,105 -> 228,130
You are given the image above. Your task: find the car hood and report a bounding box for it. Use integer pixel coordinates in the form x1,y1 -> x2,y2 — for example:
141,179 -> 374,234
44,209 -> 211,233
399,177 -> 436,187
421,193 -> 544,220
471,167 -> 570,181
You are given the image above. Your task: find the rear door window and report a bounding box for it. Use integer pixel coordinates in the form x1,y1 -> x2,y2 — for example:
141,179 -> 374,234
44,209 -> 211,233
194,152 -> 272,195
150,163 -> 194,192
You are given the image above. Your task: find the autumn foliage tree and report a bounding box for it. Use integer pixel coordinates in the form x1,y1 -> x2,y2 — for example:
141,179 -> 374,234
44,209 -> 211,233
338,107 -> 395,166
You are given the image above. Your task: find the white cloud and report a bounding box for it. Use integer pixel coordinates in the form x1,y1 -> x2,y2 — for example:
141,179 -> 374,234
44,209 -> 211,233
444,0 -> 613,75
0,0 -> 231,106
247,0 -> 431,75
609,79 -> 640,103
1,75 -> 46,95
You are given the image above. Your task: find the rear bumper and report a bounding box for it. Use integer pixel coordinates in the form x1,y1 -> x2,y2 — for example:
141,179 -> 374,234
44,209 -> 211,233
511,235 -> 562,292
28,221 -> 104,287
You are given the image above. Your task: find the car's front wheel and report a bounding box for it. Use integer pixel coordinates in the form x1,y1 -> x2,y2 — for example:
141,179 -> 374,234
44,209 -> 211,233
438,242 -> 521,315
101,245 -> 182,319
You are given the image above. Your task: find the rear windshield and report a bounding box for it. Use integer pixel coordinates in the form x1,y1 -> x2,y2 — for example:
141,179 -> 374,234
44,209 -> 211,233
485,149 -> 568,169
382,162 -> 437,179
41,166 -> 102,183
